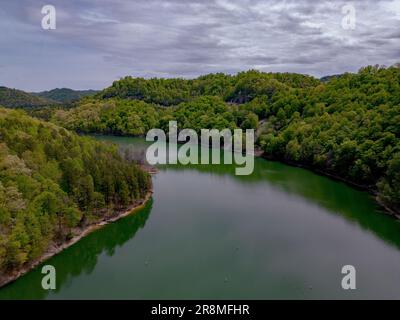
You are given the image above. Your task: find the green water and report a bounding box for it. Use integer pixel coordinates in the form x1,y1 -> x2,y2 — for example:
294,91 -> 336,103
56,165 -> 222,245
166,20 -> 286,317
1,136 -> 400,299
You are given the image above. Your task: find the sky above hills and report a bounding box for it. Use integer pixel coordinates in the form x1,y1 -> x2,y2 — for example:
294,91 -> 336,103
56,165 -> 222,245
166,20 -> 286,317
1,0 -> 399,91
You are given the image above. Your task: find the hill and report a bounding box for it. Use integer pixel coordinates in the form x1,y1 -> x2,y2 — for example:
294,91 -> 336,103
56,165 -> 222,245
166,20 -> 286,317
33,88 -> 98,103
97,71 -> 319,106
0,86 -> 56,108
320,74 -> 343,83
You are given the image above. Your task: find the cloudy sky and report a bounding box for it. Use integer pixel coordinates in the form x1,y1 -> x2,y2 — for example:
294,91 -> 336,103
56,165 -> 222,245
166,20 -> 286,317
0,0 -> 399,91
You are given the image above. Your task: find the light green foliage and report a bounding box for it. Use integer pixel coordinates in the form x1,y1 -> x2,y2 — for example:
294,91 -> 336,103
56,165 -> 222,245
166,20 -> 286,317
47,64 -> 400,212
53,99 -> 159,136
0,108 -> 151,271
257,65 -> 400,211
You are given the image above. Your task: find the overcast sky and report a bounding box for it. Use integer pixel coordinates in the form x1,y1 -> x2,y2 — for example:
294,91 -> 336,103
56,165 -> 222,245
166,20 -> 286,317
0,0 -> 399,91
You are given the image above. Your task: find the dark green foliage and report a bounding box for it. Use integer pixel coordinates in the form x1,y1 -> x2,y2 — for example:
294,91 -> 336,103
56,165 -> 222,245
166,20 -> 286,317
52,64 -> 400,212
0,108 -> 151,271
320,74 -> 343,83
257,65 -> 400,211
32,88 -> 98,103
0,87 -> 57,109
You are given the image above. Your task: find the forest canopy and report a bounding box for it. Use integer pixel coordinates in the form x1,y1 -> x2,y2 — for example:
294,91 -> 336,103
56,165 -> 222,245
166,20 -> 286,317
0,87 -> 57,109
50,65 -> 400,213
0,108 -> 151,272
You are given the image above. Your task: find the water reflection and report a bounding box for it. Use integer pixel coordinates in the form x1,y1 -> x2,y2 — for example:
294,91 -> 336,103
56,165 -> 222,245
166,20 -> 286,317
2,136 -> 400,299
109,136 -> 400,252
0,200 -> 152,299
164,157 -> 400,251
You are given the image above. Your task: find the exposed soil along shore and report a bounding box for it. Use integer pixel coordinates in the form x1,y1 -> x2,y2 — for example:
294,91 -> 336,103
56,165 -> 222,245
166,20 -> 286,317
0,190 -> 153,289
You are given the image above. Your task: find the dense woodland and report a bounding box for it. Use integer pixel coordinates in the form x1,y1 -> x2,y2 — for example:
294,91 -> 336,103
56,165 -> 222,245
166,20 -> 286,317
0,87 -> 56,109
32,88 -> 98,103
0,87 -> 98,109
0,108 -> 151,273
49,65 -> 400,213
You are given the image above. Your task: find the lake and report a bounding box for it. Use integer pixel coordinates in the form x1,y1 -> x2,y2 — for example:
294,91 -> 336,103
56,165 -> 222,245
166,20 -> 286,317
1,135 -> 400,299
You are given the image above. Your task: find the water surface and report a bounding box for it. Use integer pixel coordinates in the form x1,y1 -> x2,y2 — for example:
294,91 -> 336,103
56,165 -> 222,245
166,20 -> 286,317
1,136 -> 400,299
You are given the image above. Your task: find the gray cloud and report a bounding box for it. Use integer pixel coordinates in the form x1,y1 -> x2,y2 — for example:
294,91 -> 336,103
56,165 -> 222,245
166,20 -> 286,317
0,0 -> 399,91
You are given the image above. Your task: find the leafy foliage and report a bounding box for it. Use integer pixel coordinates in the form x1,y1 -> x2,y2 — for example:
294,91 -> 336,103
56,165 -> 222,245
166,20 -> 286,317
0,87 -> 56,109
257,65 -> 400,211
0,108 -> 151,272
32,88 -> 98,103
52,99 -> 159,135
50,64 -> 400,212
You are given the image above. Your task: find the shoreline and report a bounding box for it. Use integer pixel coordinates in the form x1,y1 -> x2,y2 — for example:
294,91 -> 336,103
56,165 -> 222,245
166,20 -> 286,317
85,131 -> 399,218
2,136 -> 398,289
0,190 -> 153,289
260,152 -> 400,219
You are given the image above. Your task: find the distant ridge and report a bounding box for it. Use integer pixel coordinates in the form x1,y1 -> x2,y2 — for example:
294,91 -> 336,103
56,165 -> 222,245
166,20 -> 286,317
0,86 -> 56,108
320,74 -> 343,83
32,88 -> 98,103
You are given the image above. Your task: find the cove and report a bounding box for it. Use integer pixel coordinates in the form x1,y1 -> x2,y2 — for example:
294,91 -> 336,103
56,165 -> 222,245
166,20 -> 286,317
146,121 -> 255,175
1,136 -> 400,299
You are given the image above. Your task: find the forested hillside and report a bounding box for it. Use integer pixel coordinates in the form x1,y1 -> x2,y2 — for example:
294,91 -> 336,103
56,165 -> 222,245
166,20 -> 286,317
0,108 -> 151,274
0,87 -> 56,109
52,70 -> 318,135
49,65 -> 400,214
259,66 -> 400,214
97,71 -> 319,105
